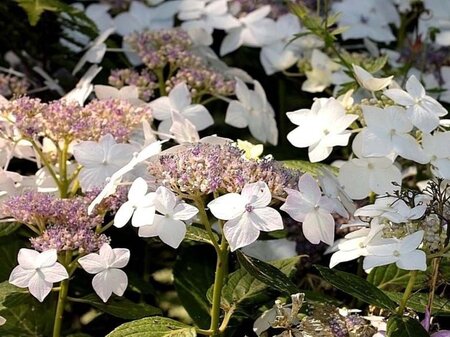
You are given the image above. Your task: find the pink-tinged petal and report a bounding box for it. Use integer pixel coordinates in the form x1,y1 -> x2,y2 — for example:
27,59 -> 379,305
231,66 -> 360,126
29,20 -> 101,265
397,250 -> 426,271
399,231 -> 424,253
225,101 -> 249,128
137,222 -> 159,238
405,75 -> 425,98
17,249 -> 40,269
241,181 -> 271,208
149,96 -> 172,120
302,210 -> 335,245
109,249 -> 130,269
78,253 -> 107,274
131,206 -> 155,227
173,203 -> 198,221
298,174 -> 321,205
114,202 -> 134,228
384,88 -> 415,106
182,104 -> 213,131
99,243 -> 116,266
36,249 -> 58,268
223,213 -> 260,251
431,331 -> 450,337
363,255 -> 398,270
220,28 -> 244,56
250,207 -> 283,232
208,193 -> 246,220
128,177 -> 148,201
108,269 -> 128,297
42,263 -> 68,283
170,83 -> 192,111
157,217 -> 187,249
28,272 -> 52,302
92,270 -> 113,302
154,186 -> 177,215
280,190 -> 312,222
338,161 -> 371,200
9,266 -> 34,288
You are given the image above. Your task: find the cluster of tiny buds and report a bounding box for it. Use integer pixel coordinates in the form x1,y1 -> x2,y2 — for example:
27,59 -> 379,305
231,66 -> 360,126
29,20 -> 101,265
109,68 -> 157,101
0,73 -> 29,98
422,214 -> 447,252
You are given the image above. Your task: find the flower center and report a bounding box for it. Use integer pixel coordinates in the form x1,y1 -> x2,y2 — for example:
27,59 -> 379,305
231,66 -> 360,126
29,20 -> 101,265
393,250 -> 400,257
245,203 -> 254,212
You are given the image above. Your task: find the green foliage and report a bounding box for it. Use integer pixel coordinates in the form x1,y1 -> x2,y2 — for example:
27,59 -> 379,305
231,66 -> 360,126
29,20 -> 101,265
367,264 -> 428,291
217,256 -> 300,309
283,160 -> 338,177
106,316 -> 197,337
236,251 -> 298,296
76,294 -> 161,320
0,222 -> 21,237
315,266 -> 396,311
0,281 -> 55,336
173,246 -> 215,329
0,236 -> 22,281
184,226 -> 219,246
14,0 -> 95,27
386,315 -> 429,337
385,292 -> 450,315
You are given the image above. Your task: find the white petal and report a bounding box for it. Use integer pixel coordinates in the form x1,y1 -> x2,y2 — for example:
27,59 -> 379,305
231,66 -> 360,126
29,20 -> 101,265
308,142 -> 332,163
225,101 -> 249,128
250,207 -> 284,232
396,250 -> 426,271
128,177 -> 148,201
17,249 -> 40,269
173,203 -> 198,221
399,230 -> 424,253
407,104 -> 440,133
170,83 -> 192,111
154,186 -> 177,215
131,206 -> 156,227
405,75 -> 425,98
182,104 -> 214,131
220,28 -> 244,56
149,97 -> 172,120
208,193 -> 246,220
297,174 -> 321,205
36,249 -> 58,268
28,272 -> 52,302
9,266 -> 34,288
302,210 -> 335,245
241,181 -> 271,208
114,202 -> 134,228
338,161 -> 371,199
223,213 -> 260,251
156,217 -> 187,249
330,249 -> 364,268
109,249 -> 130,269
42,263 -> 68,283
384,89 -> 415,106
363,255 -> 398,270
92,270 -> 113,302
78,253 -> 107,274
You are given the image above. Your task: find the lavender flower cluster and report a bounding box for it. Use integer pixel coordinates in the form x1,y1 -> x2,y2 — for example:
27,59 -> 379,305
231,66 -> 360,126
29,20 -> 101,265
109,68 -> 157,101
0,73 -> 29,98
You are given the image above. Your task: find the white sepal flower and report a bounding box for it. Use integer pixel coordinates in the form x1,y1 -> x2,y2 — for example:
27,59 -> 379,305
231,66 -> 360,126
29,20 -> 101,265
114,177 -> 155,228
384,75 -> 448,133
73,134 -> 137,192
353,65 -> 393,91
287,98 -> 357,162
208,181 -> 283,251
149,82 -> 213,135
94,85 -> 144,106
9,249 -> 68,302
280,174 -> 335,245
422,131 -> 450,179
363,230 -> 426,271
78,244 -> 130,302
138,186 -> 198,249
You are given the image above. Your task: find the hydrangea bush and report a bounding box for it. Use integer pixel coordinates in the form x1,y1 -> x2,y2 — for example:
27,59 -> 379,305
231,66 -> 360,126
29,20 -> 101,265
0,1 -> 450,337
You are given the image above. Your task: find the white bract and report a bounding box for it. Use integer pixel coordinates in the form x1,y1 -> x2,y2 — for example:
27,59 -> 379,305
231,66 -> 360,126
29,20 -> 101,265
302,49 -> 340,93
280,174 -> 335,245
422,132 -> 450,179
149,82 -> 213,136
138,186 -> 198,249
353,65 -> 393,92
9,249 -> 68,302
384,75 -> 448,133
78,244 -> 130,302
73,134 -> 136,191
208,181 -> 283,251
114,178 -> 156,228
225,78 -> 278,145
360,105 -> 428,163
286,97 -> 357,162
169,110 -> 200,144
363,230 -> 427,271
64,65 -> 102,106
338,133 -> 402,199
94,85 -> 144,106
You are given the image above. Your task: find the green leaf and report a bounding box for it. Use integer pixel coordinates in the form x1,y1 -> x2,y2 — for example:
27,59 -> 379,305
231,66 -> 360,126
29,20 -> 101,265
236,251 -> 298,296
0,222 -> 21,237
386,315 -> 429,337
184,226 -> 218,246
315,266 -> 396,311
106,316 -> 196,337
219,256 -> 300,308
173,246 -> 215,329
76,294 -> 161,320
385,292 -> 450,315
0,281 -> 55,336
0,236 -> 22,281
367,264 -> 427,291
283,160 -> 338,177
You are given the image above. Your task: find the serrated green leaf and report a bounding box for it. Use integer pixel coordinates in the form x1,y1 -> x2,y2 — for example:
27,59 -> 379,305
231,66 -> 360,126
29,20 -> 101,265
75,294 -> 161,320
236,251 -> 298,296
315,266 -> 396,311
0,222 -> 21,237
218,256 -> 300,308
386,315 -> 428,337
367,264 -> 427,291
106,316 -> 196,337
283,160 -> 338,177
173,246 -> 214,329
184,226 -> 218,246
385,292 -> 450,315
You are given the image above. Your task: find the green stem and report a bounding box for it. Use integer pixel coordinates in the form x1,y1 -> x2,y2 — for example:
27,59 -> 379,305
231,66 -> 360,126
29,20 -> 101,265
52,251 -> 72,337
31,140 -> 61,191
155,68 -> 167,96
58,139 -> 69,198
427,257 -> 441,319
397,270 -> 418,314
